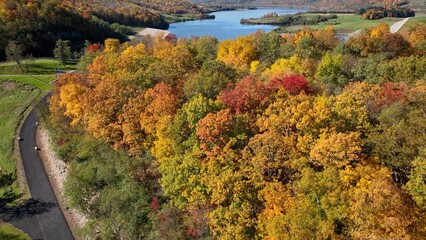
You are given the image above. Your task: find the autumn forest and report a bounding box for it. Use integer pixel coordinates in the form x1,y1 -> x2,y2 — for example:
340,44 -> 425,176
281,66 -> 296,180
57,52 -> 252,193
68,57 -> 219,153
44,19 -> 426,239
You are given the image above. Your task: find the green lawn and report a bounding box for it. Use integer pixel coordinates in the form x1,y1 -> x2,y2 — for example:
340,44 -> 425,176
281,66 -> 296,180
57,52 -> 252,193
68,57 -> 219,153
0,75 -> 55,91
0,222 -> 31,240
408,14 -> 426,24
283,14 -> 399,33
0,58 -> 76,75
0,58 -> 76,91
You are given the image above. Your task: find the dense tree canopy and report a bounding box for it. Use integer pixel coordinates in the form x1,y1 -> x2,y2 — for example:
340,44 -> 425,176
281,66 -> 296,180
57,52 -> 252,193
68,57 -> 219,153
49,23 -> 426,239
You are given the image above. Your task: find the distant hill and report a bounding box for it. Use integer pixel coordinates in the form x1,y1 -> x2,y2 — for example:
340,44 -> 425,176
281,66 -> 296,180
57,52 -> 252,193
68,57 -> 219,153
62,0 -> 210,15
189,0 -> 417,10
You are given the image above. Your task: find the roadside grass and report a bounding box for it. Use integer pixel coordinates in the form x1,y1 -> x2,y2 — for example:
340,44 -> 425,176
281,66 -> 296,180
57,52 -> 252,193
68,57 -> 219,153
0,222 -> 31,240
283,14 -> 399,33
0,59 -> 70,237
0,80 -> 40,199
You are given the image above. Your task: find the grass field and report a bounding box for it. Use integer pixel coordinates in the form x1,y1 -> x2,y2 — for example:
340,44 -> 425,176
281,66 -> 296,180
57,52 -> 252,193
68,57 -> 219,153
408,14 -> 426,24
0,59 -> 76,91
283,13 -> 426,33
0,58 -> 76,74
283,14 -> 399,33
0,75 -> 55,91
0,222 -> 31,240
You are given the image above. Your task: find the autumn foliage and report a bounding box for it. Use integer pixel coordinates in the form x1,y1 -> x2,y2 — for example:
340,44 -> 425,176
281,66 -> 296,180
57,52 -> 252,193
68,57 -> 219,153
50,25 -> 426,239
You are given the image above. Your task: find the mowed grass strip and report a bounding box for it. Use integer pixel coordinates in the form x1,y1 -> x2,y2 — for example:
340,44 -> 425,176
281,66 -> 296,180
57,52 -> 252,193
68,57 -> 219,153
0,80 -> 40,174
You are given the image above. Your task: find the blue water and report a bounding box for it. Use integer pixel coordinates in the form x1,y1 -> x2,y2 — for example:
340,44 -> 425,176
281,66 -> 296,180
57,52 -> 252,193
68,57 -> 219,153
168,8 -> 306,40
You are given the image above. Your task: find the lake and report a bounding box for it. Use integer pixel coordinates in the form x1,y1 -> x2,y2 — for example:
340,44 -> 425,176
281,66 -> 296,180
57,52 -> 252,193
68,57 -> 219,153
168,8 -> 306,40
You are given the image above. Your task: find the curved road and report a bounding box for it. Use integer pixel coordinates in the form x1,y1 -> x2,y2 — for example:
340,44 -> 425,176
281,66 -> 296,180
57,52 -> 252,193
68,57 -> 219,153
390,17 -> 410,34
6,95 -> 74,240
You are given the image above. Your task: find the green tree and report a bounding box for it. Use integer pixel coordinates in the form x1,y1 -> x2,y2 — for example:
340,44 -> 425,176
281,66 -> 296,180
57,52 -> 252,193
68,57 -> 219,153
5,41 -> 25,72
53,39 -> 72,67
315,53 -> 348,93
184,60 -> 236,99
406,148 -> 426,210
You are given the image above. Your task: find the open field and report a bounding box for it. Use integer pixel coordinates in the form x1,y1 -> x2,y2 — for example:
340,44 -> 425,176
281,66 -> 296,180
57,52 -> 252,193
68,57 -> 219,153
0,58 -> 76,75
282,14 -> 399,33
0,59 -> 77,91
0,75 -> 55,91
408,13 -> 426,24
0,222 -> 31,240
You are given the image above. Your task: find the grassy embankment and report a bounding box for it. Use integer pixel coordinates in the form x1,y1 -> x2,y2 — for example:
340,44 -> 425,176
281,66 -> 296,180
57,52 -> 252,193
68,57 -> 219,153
0,58 -> 75,239
0,58 -> 76,197
0,81 -> 39,240
0,222 -> 30,240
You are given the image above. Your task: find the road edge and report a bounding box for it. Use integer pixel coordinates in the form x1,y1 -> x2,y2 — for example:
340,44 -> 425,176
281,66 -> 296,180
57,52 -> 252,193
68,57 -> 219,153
13,89 -> 47,199
36,125 -> 86,240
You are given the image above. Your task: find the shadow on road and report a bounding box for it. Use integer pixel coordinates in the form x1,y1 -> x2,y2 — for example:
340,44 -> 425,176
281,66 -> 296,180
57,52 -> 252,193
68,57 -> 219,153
0,198 -> 56,221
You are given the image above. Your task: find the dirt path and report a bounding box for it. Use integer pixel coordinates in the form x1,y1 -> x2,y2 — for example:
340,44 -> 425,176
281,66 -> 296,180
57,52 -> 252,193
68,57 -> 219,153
390,17 -> 410,33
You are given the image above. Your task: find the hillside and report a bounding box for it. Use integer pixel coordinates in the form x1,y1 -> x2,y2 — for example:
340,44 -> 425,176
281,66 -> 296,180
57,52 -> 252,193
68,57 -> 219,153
0,0 -> 209,61
190,0 -> 417,10
62,0 -> 210,15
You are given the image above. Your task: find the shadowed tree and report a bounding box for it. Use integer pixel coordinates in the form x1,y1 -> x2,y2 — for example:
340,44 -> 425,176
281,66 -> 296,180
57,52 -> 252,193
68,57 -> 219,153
53,39 -> 72,67
5,41 -> 25,72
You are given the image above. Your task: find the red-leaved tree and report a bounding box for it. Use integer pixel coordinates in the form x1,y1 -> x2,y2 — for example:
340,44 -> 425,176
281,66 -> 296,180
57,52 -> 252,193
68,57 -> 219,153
268,74 -> 311,95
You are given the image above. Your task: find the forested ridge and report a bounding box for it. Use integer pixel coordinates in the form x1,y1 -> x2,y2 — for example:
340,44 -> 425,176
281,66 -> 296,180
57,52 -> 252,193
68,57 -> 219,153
0,0 -> 206,61
49,23 -> 426,239
191,0 -> 418,10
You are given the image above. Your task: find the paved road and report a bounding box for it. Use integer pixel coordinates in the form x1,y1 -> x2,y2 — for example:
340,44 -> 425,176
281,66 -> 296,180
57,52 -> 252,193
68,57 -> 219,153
390,17 -> 410,33
3,95 -> 74,240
